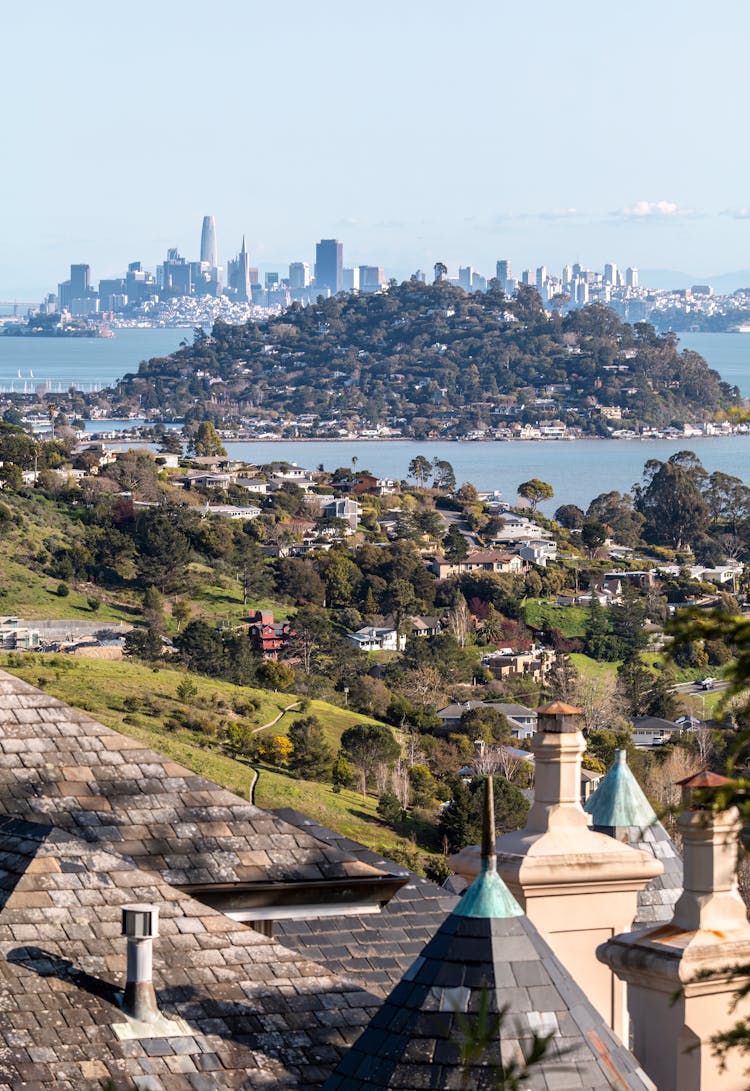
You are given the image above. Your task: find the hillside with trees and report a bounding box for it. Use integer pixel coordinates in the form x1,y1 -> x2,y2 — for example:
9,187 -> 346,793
102,281 -> 739,435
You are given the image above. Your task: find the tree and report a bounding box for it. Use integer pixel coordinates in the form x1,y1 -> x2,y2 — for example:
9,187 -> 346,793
377,790 -> 404,827
432,458 -> 456,492
340,722 -> 400,797
287,716 -> 333,779
124,625 -> 163,661
285,605 -> 332,675
554,504 -> 585,530
581,520 -> 607,558
439,779 -> 476,853
446,595 -> 473,648
191,421 -> 227,457
584,595 -> 612,661
331,753 -> 354,792
408,455 -> 432,486
517,478 -> 554,511
634,452 -> 709,550
443,525 -> 469,563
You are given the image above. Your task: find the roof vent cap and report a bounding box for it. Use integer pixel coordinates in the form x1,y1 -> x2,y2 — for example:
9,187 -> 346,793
122,903 -> 159,940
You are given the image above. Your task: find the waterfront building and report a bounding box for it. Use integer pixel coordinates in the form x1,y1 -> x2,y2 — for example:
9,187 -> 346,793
314,238 -> 343,295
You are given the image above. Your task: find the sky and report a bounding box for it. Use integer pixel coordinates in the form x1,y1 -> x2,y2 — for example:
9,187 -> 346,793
2,0 -> 750,299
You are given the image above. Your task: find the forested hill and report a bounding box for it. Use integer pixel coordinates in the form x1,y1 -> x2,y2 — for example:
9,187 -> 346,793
108,282 -> 739,435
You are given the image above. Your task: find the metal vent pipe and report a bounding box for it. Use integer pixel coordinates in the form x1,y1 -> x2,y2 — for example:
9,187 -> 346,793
121,903 -> 159,1022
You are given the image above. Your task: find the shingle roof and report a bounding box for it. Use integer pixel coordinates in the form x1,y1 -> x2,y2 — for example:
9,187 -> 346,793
0,671 -> 385,889
323,782 -> 654,1090
0,814 -> 379,1089
272,809 -> 458,996
585,751 -> 683,926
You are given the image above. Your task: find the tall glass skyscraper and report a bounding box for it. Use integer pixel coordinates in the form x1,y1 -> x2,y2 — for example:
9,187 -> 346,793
314,239 -> 343,295
200,215 -> 218,269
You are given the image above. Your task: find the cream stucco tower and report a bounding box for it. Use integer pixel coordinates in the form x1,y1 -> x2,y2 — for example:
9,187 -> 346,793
449,702 -> 663,1041
599,770 -> 750,1091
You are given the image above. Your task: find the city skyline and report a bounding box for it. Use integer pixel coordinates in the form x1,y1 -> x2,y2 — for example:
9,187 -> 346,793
3,1 -> 750,298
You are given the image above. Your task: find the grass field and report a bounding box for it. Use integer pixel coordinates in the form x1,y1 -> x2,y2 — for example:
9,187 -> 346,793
521,600 -> 588,638
0,653 -> 430,859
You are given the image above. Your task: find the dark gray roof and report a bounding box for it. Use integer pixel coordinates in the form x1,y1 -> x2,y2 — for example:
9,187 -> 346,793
0,814 -> 380,1089
322,876 -> 653,1090
273,809 -> 458,996
585,752 -> 683,926
324,774 -> 652,1091
0,671 -> 386,888
437,701 -> 537,722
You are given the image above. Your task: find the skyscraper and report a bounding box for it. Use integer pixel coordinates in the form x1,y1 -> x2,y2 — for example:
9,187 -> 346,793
289,262 -> 311,289
603,262 -> 618,286
496,259 -> 511,283
200,216 -> 218,269
227,236 -> 251,302
626,266 -> 639,289
314,239 -> 343,295
70,264 -> 91,300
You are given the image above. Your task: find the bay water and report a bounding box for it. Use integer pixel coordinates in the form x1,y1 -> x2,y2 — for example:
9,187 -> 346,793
8,325 -> 750,510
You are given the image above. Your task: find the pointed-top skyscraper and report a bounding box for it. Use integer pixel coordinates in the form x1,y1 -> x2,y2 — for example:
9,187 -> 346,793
200,215 -> 218,269
228,235 -> 252,302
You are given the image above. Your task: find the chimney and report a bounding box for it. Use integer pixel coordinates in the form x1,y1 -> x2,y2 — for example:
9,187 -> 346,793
121,903 -> 159,1023
525,701 -> 589,833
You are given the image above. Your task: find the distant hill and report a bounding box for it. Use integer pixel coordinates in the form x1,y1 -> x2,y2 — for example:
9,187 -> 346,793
104,281 -> 740,434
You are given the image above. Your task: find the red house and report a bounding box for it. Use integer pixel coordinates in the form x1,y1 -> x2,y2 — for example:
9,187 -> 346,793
248,610 -> 295,660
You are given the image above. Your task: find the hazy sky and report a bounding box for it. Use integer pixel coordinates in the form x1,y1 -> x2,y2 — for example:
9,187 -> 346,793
3,0 -> 750,298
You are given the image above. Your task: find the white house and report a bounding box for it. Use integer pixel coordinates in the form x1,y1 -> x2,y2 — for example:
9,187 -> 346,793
347,626 -> 406,652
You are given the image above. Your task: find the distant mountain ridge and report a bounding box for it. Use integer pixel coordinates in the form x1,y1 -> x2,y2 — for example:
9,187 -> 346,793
640,268 -> 750,293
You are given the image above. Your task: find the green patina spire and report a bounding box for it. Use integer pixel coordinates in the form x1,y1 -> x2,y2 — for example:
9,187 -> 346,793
584,749 -> 657,829
454,775 -> 523,919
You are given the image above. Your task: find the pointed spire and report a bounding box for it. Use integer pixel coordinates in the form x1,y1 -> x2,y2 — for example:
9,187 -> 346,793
481,773 -> 495,868
240,235 -> 247,255
455,777 -> 522,919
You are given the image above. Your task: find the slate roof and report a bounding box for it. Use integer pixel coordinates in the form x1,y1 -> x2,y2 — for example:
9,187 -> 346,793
273,809 -> 459,996
0,814 -> 380,1090
323,783 -> 654,1091
0,671 -> 386,889
585,751 -> 683,926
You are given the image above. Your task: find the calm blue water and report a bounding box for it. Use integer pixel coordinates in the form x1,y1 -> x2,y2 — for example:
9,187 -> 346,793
0,327 -> 188,390
222,436 -> 750,512
6,324 -> 750,511
678,331 -> 750,395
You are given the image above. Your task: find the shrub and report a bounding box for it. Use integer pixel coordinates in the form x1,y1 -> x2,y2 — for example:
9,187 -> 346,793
57,582 -> 70,597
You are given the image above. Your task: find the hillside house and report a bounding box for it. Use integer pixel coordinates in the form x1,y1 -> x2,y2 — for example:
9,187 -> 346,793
437,700 -> 538,739
429,549 -> 524,579
347,626 -> 406,652
248,610 -> 295,659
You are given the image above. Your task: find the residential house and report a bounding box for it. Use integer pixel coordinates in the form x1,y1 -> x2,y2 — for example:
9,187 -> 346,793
482,647 -> 551,684
203,504 -> 261,520
436,700 -> 538,739
347,626 -> 406,652
631,716 -> 684,748
322,496 -> 361,532
429,549 -> 524,579
248,610 -> 295,659
519,539 -> 558,566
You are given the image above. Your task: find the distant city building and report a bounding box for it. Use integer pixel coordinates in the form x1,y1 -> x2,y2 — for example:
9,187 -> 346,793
536,265 -> 546,290
521,269 -> 532,286
289,261 -> 311,289
626,266 -> 639,289
314,239 -> 343,295
604,262 -> 618,286
199,215 -> 218,269
158,248 -> 191,297
496,259 -> 511,283
227,237 -> 252,302
265,272 -> 279,290
458,266 -> 474,291
342,267 -> 360,291
359,265 -> 385,293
